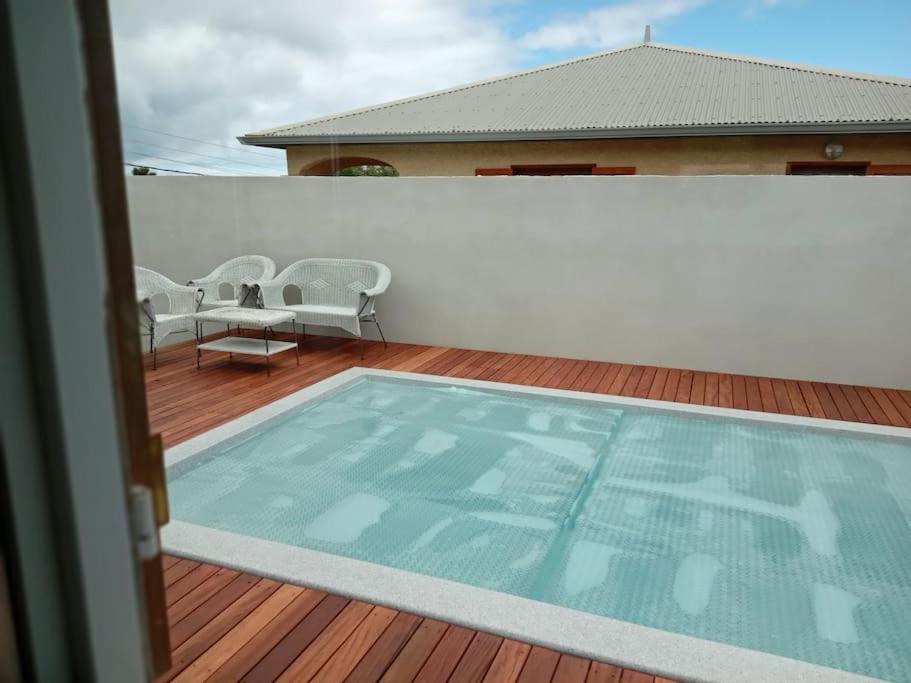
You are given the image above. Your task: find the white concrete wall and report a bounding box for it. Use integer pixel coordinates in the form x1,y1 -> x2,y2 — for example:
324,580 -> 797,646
127,176 -> 911,388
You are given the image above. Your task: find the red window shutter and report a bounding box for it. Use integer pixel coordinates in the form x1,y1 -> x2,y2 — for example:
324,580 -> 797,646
592,166 -> 636,175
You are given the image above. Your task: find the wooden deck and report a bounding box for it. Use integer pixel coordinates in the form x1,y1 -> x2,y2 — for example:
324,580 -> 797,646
159,553 -> 667,683
148,334 -> 910,682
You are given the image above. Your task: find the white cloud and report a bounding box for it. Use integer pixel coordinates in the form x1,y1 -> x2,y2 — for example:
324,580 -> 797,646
110,1 -> 708,174
519,0 -> 706,52
112,1 -> 516,173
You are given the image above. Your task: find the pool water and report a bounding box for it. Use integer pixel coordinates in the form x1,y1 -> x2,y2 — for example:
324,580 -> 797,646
168,377 -> 911,680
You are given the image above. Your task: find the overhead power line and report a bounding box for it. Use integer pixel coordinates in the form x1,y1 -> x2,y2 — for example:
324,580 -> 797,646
125,150 -> 263,176
126,139 -> 284,172
124,124 -> 284,160
124,162 -> 205,176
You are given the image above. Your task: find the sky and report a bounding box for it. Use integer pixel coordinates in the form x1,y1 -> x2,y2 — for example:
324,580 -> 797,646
110,0 -> 911,176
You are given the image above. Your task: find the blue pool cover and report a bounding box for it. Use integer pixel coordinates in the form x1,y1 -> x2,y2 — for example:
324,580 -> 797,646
168,377 -> 911,680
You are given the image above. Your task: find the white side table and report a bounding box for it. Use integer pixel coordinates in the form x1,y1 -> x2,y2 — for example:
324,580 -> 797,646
194,307 -> 298,375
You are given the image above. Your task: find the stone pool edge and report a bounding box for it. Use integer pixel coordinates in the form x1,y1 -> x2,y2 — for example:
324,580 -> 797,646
162,520 -> 882,683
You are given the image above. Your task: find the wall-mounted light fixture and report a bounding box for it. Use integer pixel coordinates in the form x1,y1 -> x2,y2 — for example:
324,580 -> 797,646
824,141 -> 844,160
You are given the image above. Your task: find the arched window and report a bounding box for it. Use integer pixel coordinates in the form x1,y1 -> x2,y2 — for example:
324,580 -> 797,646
299,156 -> 398,176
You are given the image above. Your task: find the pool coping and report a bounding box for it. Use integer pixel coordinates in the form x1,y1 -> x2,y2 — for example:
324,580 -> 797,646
163,367 -> 907,683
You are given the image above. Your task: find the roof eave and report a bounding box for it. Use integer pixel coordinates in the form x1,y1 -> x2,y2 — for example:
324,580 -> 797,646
238,121 -> 911,148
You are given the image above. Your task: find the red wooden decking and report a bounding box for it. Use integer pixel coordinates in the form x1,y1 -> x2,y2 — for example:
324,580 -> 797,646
148,334 -> 910,682
159,553 -> 671,683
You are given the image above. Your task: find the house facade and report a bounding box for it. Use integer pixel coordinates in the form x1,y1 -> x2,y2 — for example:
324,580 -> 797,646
240,42 -> 911,177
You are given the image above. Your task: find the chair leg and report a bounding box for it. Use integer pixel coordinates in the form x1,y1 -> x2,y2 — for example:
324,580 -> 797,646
152,345 -> 157,370
359,337 -> 365,360
374,318 -> 387,348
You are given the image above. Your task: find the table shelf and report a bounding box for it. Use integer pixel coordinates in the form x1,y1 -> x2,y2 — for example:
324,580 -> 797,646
197,336 -> 297,357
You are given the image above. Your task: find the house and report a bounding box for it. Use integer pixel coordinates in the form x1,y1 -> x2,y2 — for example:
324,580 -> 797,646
239,39 -> 911,177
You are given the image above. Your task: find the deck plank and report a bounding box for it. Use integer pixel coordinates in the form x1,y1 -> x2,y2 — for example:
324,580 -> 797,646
674,370 -> 693,403
273,600 -> 374,682
826,384 -> 858,422
854,387 -> 891,425
378,618 -> 449,683
621,365 -> 645,397
164,559 -> 200,587
172,584 -> 305,682
884,389 -> 911,425
167,568 -> 240,625
162,577 -> 280,682
868,387 -> 908,427
784,380 -> 809,417
841,385 -> 874,423
717,374 -> 734,408
586,661 -> 623,682
797,381 -> 826,418
560,360 -> 590,391
635,366 -> 659,398
552,654 -> 591,683
610,365 -> 636,395
689,372 -> 706,405
313,605 -> 399,682
595,363 -> 623,394
412,625 -> 476,683
240,593 -> 349,683
345,612 -> 423,683
703,373 -> 719,407
575,360 -> 600,390
208,588 -> 326,681
481,641 -> 532,683
744,376 -> 763,411
165,563 -> 219,606
646,367 -> 669,400
449,632 -> 504,683
731,374 -> 748,409
770,379 -> 793,415
810,382 -> 841,420
516,646 -> 561,683
620,670 -> 655,683
757,377 -> 777,412
168,574 -> 264,651
148,337 -> 907,682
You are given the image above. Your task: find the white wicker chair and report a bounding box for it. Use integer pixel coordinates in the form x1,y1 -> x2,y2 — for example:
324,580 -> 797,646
254,258 -> 391,358
135,266 -> 199,369
188,255 -> 276,310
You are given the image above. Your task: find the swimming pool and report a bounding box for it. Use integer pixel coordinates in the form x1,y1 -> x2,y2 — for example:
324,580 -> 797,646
164,368 -> 911,683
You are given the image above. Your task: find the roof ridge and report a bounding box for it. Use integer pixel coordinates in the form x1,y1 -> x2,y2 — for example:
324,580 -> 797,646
644,42 -> 911,87
249,42 -> 651,136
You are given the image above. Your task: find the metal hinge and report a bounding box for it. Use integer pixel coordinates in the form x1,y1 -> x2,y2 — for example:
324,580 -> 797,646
129,485 -> 160,560
148,433 -> 169,526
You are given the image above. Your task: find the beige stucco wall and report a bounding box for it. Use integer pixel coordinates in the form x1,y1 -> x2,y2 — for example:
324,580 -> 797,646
285,133 -> 911,176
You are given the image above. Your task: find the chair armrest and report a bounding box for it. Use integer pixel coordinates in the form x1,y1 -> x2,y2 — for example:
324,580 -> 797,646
362,265 -> 391,298
254,280 -> 285,308
186,274 -> 220,302
187,273 -> 218,286
137,297 -> 155,325
166,283 -> 202,314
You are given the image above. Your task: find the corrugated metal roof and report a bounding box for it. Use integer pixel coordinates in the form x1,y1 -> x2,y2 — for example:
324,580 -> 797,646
240,43 -> 911,146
